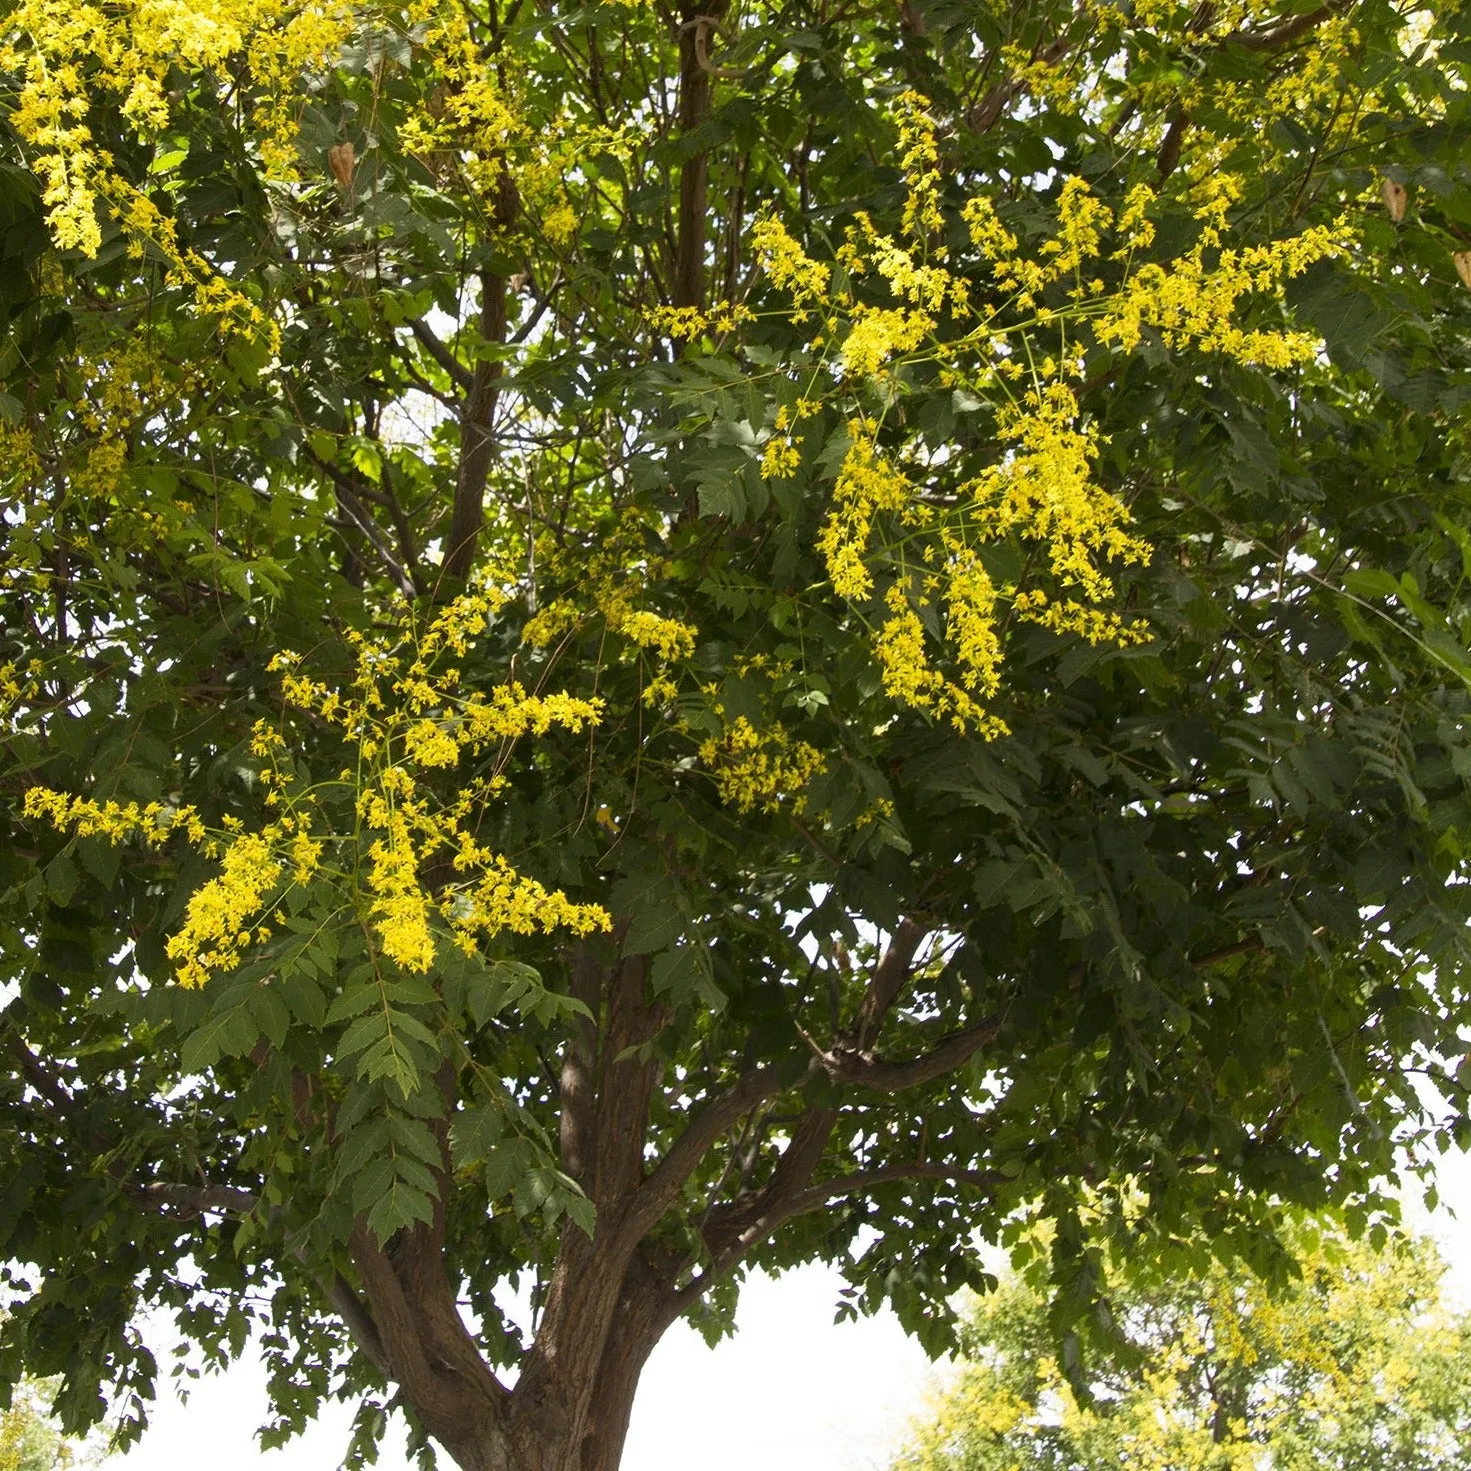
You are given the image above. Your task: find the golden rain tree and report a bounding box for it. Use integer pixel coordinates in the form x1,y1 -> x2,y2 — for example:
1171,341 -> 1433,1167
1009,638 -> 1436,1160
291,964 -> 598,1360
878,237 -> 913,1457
3,1 -> 1471,1469
894,1224 -> 1471,1471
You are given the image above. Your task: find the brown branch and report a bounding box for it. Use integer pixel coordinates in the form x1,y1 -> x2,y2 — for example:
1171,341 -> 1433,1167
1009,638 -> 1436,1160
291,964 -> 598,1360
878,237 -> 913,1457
1189,935 -> 1266,966
1230,3 -> 1340,50
696,1105 -> 837,1264
673,1135 -> 1003,1311
559,945 -> 602,1186
629,1063 -> 797,1238
348,1074 -> 508,1443
757,1161 -> 1006,1225
589,953 -> 666,1210
821,1009 -> 1007,1094
307,453 -> 419,597
1156,108 -> 1190,180
673,2 -> 731,312
6,1030 -> 73,1112
133,1181 -> 260,1215
967,30 -> 1075,133
849,918 -> 927,1050
409,318 -> 475,394
351,1224 -> 469,1422
444,268 -> 510,582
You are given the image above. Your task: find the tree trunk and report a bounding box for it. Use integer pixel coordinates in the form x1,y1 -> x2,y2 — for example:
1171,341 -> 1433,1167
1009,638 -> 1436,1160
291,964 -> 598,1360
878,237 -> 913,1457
335,923 -> 904,1471
418,1247 -> 673,1471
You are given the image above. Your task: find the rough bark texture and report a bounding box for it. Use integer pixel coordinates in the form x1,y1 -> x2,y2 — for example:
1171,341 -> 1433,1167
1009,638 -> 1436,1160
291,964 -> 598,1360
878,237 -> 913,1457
673,0 -> 731,311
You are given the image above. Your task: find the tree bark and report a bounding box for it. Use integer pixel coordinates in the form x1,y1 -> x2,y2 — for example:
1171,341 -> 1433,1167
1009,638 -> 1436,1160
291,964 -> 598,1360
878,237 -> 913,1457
322,928 -> 956,1471
673,0 -> 730,311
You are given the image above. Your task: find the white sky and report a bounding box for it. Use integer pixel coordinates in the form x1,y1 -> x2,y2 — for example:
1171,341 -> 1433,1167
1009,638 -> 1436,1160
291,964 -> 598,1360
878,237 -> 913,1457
102,1148 -> 1471,1471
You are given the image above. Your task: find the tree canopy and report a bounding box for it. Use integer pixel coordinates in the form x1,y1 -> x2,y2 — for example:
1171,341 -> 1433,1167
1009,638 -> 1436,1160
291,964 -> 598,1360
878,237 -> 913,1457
894,1225 -> 1471,1471
3,0 -> 1471,1469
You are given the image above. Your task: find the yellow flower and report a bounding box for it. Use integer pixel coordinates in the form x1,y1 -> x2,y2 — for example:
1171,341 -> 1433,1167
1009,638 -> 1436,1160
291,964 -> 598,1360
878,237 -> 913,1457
698,716 -> 827,815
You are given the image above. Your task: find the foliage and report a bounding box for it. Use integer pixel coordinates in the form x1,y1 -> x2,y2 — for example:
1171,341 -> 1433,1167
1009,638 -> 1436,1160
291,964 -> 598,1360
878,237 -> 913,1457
2,0 -> 1471,1468
0,1381 -> 76,1471
894,1225 -> 1471,1471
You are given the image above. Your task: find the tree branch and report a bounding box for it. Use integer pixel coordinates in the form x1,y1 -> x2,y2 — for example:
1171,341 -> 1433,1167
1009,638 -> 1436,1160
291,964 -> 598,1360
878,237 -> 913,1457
132,1181 -> 260,1214
409,318 -> 475,394
756,1160 -> 1006,1226
967,30 -> 1075,133
1189,935 -> 1266,966
131,1180 -> 395,1380
628,1063 -> 797,1238
849,918 -> 927,1050
820,1009 -> 1007,1093
5,1030 -> 74,1112
444,266 -> 511,582
1230,2 -> 1341,50
676,1154 -> 1003,1312
672,2 -> 731,312
307,453 -> 419,598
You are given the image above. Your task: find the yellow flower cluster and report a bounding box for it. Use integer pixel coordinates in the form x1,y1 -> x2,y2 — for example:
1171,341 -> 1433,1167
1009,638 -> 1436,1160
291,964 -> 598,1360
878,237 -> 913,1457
449,838 -> 609,949
842,305 -> 934,379
25,585 -> 610,988
0,0 -> 338,345
648,300 -> 755,341
760,434 -> 802,480
523,511 -> 699,671
872,584 -> 1005,737
168,833 -> 285,987
816,427 -> 914,602
747,89 -> 1349,735
968,384 -> 1151,602
1096,219 -> 1344,366
697,716 -> 826,815
896,91 -> 944,239
22,789 -> 206,845
751,215 -> 832,319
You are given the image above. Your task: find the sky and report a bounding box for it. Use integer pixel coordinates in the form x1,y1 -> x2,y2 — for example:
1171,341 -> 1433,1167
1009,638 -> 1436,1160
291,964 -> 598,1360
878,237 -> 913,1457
104,1145 -> 1471,1471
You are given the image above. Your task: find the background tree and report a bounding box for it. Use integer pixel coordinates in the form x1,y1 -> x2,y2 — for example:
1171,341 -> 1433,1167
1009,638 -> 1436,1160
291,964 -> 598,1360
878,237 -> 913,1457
894,1225 -> 1471,1471
3,2 -> 1471,1471
0,1380 -> 79,1471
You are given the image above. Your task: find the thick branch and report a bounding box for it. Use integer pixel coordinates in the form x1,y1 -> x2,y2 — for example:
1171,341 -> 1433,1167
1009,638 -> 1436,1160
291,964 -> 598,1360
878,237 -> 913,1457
1156,108 -> 1190,180
1230,2 -> 1340,50
967,31 -> 1074,133
444,268 -> 510,582
1189,935 -> 1266,966
559,946 -> 602,1185
409,318 -> 475,394
133,1181 -> 259,1215
673,2 -> 730,311
849,918 -> 927,1050
6,1030 -> 73,1112
589,953 -> 666,1209
746,1162 -> 1006,1239
351,1223 -> 478,1427
820,1009 -> 1007,1093
629,1063 -> 796,1238
697,1105 -> 837,1262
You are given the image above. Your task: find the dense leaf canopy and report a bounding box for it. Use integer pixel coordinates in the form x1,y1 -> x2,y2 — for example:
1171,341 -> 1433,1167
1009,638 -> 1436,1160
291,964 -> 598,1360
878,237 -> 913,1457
2,0 -> 1471,1468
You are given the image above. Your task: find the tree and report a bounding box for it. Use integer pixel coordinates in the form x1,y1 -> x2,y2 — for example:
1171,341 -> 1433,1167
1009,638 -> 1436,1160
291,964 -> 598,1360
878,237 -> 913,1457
0,1380 -> 78,1471
2,0 -> 1471,1469
893,1225 -> 1471,1471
